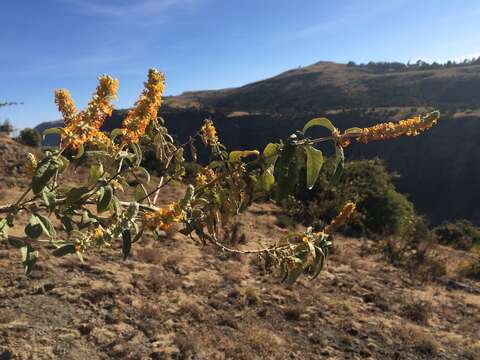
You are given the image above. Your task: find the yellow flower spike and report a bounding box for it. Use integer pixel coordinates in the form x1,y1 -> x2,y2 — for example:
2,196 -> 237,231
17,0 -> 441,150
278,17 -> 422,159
358,111 -> 440,144
60,75 -> 119,149
25,153 -> 37,176
324,202 -> 356,235
121,68 -> 165,143
54,89 -> 78,126
200,119 -> 218,146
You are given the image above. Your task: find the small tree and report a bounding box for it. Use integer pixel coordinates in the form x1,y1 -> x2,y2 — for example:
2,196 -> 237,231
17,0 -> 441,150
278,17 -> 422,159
17,128 -> 42,147
0,69 -> 440,284
0,119 -> 14,135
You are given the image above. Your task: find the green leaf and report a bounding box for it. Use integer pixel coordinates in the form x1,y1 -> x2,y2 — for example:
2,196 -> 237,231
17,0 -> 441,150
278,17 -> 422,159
274,144 -> 303,202
134,166 -> 151,184
89,163 -> 104,185
263,143 -> 280,166
134,185 -> 147,202
208,160 -> 224,169
66,186 -> 90,205
110,128 -> 123,141
61,216 -> 74,235
85,150 -> 110,159
57,155 -> 70,173
130,143 -> 142,167
36,213 -> 56,239
21,244 -> 38,275
228,150 -> 260,163
0,218 -> 10,239
97,186 -> 113,213
42,188 -> 56,211
42,127 -> 62,139
305,144 -> 324,190
257,169 -> 275,193
31,157 -> 59,194
8,237 -> 25,248
303,117 -> 336,134
80,210 -> 99,228
52,244 -> 77,257
189,138 -> 197,162
111,195 -> 122,216
179,184 -> 195,208
311,246 -> 326,279
25,215 -> 43,239
122,230 -> 132,260
331,146 -> 345,184
73,143 -> 85,159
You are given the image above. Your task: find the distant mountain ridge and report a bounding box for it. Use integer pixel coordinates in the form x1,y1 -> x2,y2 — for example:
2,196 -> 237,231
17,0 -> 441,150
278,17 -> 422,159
36,60 -> 480,225
164,61 -> 480,113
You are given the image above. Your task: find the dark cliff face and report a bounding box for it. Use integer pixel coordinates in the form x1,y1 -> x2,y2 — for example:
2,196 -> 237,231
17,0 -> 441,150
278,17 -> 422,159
36,108 -> 480,226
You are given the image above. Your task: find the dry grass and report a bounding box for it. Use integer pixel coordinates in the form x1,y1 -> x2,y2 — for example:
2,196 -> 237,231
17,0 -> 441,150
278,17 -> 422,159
245,325 -> 283,357
177,297 -> 206,321
397,324 -> 440,357
135,247 -> 163,264
240,285 -> 262,306
400,298 -> 432,325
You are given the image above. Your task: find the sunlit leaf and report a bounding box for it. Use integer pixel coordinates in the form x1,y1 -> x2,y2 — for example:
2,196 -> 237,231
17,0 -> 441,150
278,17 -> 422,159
305,144 -> 324,190
303,117 -> 336,134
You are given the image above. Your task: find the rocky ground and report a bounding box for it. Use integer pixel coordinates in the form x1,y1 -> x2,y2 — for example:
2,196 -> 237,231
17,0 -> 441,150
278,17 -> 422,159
0,134 -> 479,359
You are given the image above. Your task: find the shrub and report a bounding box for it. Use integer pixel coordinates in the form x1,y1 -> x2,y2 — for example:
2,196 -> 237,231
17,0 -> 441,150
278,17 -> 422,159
290,159 -> 416,237
0,119 -> 14,135
17,128 -> 42,147
434,220 -> 480,251
0,68 -> 440,287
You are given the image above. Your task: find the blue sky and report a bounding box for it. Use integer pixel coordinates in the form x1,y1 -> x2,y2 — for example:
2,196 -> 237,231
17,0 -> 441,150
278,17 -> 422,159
1,0 -> 480,129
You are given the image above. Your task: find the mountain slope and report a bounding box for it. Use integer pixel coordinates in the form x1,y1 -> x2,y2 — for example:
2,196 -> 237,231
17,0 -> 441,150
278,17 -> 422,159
165,61 -> 480,113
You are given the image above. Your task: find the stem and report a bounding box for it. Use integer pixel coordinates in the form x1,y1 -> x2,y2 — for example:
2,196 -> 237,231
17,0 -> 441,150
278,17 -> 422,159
152,176 -> 164,204
207,233 -> 292,254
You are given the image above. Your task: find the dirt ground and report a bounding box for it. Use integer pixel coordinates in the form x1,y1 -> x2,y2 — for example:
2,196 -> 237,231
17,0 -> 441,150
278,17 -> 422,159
1,135 -> 480,359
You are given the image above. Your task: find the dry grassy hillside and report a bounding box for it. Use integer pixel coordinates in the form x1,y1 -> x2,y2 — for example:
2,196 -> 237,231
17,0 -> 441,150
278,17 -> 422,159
1,137 -> 480,359
165,61 -> 480,113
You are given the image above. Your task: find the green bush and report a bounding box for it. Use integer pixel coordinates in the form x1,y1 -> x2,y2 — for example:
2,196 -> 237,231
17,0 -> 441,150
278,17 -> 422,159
17,128 -> 42,147
290,158 -> 416,236
433,220 -> 480,251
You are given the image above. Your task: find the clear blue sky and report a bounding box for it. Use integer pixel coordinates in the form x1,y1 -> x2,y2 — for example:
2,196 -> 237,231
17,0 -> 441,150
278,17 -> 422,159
1,0 -> 480,129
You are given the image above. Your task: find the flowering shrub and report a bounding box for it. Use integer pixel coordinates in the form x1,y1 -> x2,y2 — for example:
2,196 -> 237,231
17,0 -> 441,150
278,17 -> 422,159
0,69 -> 440,285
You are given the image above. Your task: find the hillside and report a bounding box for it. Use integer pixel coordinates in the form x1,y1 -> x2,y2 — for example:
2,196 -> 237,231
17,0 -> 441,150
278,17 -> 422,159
0,141 -> 479,358
165,61 -> 480,113
36,61 -> 480,225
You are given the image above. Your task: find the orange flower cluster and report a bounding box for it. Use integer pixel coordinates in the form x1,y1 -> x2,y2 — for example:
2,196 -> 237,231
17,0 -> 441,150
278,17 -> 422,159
57,75 -> 119,149
324,202 -> 356,235
121,69 -> 165,143
195,167 -> 216,185
144,202 -> 185,231
200,119 -> 218,146
54,89 -> 77,126
358,111 -> 439,144
94,226 -> 104,239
